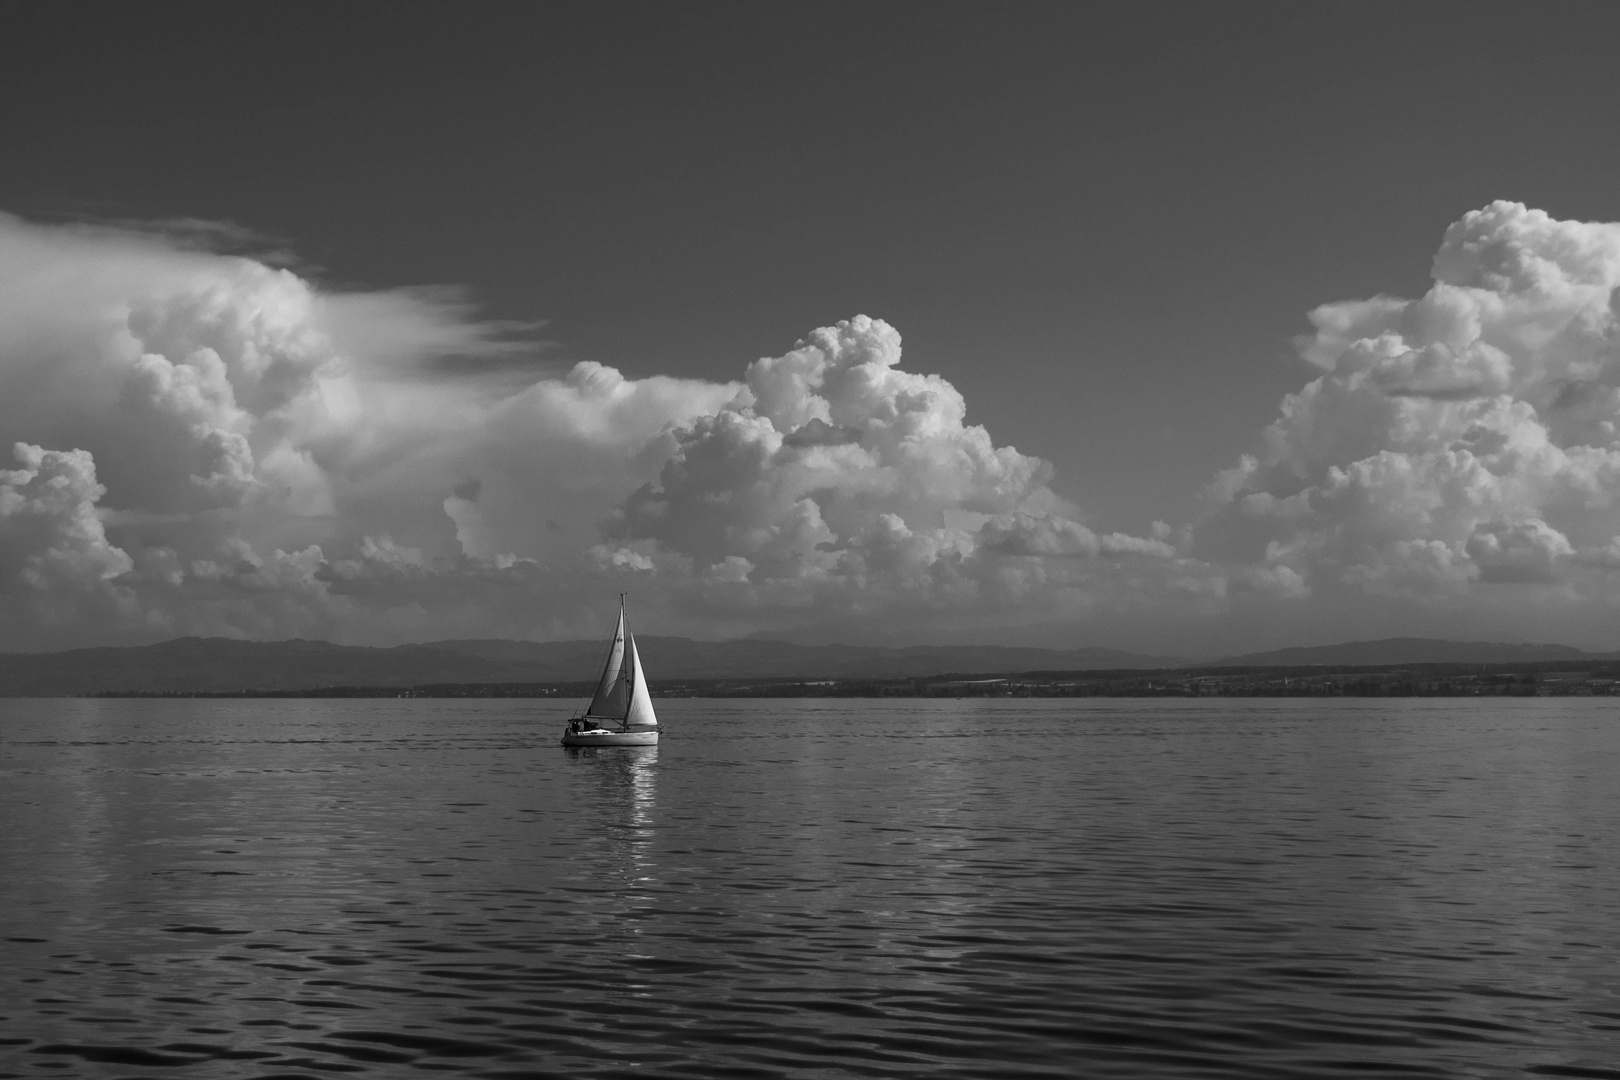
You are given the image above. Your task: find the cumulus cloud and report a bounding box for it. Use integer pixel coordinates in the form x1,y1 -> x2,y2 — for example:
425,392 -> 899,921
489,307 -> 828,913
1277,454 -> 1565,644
584,316 -> 1182,640
0,213 -> 738,647
11,200 -> 1620,653
0,443 -> 133,639
0,212 -> 1180,649
982,513 -> 1177,560
1196,201 -> 1620,639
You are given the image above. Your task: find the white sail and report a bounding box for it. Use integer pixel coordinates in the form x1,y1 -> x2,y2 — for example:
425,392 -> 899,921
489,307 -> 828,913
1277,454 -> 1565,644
561,598 -> 659,746
584,609 -> 628,718
624,631 -> 658,728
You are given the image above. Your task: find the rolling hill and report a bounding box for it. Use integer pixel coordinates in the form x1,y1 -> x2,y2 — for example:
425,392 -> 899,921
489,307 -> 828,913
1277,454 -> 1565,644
1213,638 -> 1605,667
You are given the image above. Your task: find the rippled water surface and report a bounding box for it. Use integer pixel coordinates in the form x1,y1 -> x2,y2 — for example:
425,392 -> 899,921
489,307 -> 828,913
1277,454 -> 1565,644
2,697 -> 1620,1078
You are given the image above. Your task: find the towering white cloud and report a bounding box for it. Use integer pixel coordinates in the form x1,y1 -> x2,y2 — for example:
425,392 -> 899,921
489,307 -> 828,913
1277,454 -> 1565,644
0,214 -> 737,647
0,213 -> 1176,647
602,316 -> 1173,632
0,443 -> 133,639
9,201 -> 1619,653
1196,202 -> 1620,640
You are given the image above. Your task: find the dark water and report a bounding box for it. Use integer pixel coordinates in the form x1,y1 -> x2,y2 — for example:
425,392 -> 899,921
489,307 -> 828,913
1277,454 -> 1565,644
2,698 -> 1619,1078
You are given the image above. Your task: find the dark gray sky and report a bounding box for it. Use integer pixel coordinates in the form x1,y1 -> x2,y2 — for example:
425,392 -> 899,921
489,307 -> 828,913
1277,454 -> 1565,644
8,1 -> 1617,528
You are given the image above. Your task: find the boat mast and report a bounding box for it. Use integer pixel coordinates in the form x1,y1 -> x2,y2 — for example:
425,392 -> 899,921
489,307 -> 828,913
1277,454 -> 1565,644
620,593 -> 633,726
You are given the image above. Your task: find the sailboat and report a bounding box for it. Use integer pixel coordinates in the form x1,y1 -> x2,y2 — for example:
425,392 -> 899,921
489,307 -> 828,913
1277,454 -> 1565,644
561,596 -> 660,747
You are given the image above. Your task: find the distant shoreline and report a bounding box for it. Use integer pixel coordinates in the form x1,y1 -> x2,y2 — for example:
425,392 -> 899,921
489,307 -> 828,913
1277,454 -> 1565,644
79,660 -> 1620,699
8,635 -> 1615,697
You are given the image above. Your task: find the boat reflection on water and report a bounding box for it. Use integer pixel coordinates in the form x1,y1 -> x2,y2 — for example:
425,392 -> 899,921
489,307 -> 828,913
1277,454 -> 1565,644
562,745 -> 660,908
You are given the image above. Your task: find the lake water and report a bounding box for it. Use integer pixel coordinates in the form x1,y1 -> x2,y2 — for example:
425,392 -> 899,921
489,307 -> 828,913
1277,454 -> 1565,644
1,697 -> 1619,1078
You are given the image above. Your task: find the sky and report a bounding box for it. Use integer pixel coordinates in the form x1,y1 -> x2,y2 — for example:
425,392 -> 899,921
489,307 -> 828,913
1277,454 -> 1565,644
3,2 -> 1620,655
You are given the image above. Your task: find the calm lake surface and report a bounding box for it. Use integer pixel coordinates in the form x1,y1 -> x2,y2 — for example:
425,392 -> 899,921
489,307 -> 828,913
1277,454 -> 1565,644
2,698 -> 1619,1078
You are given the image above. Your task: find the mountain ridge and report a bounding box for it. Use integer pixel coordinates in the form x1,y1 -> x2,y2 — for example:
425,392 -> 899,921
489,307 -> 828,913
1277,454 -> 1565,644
1213,637 -> 1612,667
1,635 -> 1613,696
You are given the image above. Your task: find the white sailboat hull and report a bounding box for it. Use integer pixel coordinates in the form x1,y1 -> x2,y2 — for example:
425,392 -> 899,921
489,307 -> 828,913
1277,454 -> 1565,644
560,727 -> 659,747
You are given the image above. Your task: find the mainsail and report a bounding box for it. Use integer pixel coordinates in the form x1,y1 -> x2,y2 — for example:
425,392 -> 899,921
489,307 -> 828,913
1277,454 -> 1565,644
582,603 -> 658,729
584,610 -> 628,718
